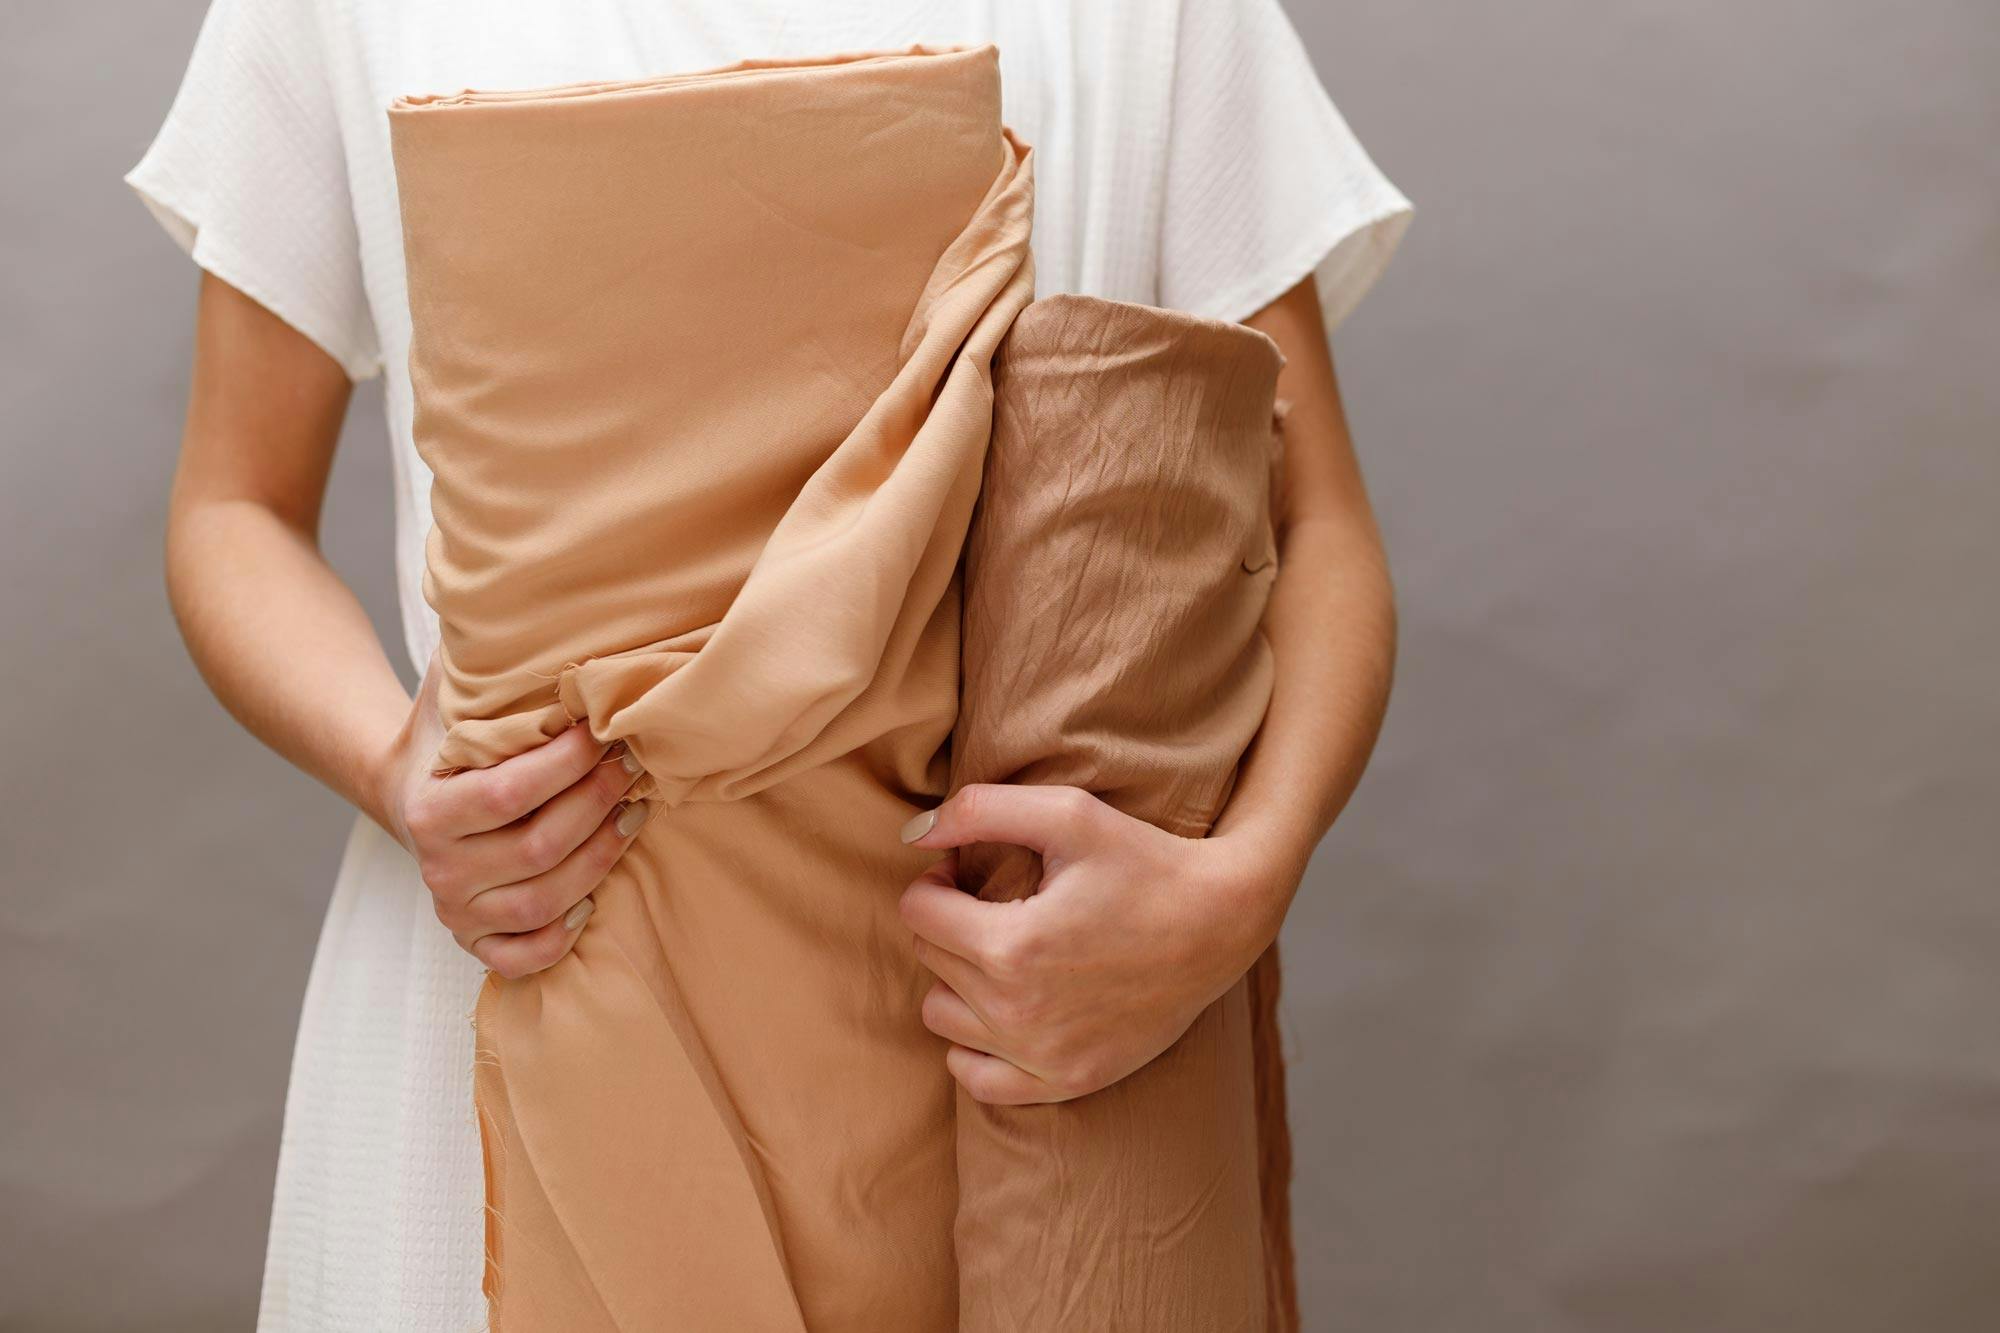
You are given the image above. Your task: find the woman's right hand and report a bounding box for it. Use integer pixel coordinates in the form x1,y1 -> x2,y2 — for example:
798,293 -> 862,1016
376,659 -> 650,978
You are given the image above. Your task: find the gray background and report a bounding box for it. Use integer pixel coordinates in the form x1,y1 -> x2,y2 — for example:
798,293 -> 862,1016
4,0 -> 1997,1328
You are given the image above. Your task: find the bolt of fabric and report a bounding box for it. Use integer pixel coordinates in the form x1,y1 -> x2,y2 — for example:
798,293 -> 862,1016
392,43 -> 1295,1331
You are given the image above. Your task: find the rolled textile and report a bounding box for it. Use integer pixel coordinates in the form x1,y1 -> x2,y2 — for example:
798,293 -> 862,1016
393,45 -> 1032,1330
392,42 -> 1297,1331
951,295 -> 1294,1331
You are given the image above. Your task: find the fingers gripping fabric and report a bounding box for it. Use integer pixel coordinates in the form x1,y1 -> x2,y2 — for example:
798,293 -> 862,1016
393,44 -> 1292,1330
952,296 -> 1295,1331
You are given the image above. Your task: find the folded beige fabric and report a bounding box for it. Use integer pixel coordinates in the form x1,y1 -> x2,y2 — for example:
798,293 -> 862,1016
391,43 -> 1292,1330
953,294 -> 1294,1331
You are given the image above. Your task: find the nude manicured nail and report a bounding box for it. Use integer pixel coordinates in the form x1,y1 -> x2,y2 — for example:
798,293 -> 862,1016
620,746 -> 643,776
615,801 -> 650,838
899,809 -> 938,844
564,898 -> 594,931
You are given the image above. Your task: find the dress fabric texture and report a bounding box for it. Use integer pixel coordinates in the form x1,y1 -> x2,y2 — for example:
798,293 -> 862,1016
124,2 -> 1409,1325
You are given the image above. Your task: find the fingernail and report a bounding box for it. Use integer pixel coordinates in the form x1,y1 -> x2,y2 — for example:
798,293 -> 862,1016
620,746 -> 643,775
615,801 -> 650,838
564,898 -> 594,931
899,808 -> 938,844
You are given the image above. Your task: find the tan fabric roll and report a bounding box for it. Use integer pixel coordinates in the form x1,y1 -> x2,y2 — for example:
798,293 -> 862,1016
393,46 -> 1033,1330
952,295 -> 1294,1331
393,43 -> 1295,1330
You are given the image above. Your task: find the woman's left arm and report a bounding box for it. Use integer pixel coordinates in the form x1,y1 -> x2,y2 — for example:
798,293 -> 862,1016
900,274 -> 1396,1104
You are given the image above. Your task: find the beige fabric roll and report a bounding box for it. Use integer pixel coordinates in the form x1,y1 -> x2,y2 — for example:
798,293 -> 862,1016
392,43 -> 1294,1330
394,45 -> 1033,1330
953,295 -> 1293,1331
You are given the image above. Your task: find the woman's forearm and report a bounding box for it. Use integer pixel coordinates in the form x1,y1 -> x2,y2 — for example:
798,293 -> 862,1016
168,273 -> 412,831
179,273 -> 658,977
1214,278 -> 1397,924
1213,487 -> 1396,884
166,497 -> 411,826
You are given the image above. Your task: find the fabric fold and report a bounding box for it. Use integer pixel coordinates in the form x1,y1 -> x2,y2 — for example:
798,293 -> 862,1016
394,45 -> 1032,1329
394,42 -> 1298,1331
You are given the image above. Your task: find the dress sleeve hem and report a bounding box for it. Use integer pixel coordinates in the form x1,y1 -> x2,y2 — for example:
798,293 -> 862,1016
1185,188 -> 1413,337
125,164 -> 383,383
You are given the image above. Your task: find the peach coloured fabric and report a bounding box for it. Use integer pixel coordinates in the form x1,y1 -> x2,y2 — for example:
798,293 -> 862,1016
952,295 -> 1294,1331
394,45 -> 1032,1330
392,43 -> 1292,1329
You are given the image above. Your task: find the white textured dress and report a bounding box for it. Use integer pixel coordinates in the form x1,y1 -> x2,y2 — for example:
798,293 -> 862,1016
127,1 -> 1410,1326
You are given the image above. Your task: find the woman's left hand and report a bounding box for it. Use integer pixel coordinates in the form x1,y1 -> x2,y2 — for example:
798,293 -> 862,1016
896,784 -> 1294,1105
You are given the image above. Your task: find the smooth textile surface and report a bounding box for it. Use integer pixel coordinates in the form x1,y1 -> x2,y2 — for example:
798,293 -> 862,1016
393,45 -> 1032,1329
952,295 -> 1292,1330
393,42 -> 1310,1328
117,4 -> 1407,1320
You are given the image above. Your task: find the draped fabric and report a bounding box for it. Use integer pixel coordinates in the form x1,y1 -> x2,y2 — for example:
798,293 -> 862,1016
391,44 -> 1293,1329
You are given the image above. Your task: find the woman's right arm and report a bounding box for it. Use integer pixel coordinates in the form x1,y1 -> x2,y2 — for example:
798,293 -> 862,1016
168,272 -> 647,976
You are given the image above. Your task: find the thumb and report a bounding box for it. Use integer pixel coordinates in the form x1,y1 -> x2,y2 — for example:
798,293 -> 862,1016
899,784 -> 1103,860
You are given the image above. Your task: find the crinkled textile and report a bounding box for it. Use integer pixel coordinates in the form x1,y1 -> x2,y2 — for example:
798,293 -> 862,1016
953,294 -> 1293,1332
391,43 -> 1292,1330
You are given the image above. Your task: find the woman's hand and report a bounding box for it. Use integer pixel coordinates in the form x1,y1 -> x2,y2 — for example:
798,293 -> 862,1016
166,275 -> 652,979
896,785 -> 1294,1105
893,276 -> 1395,1107
376,660 -> 650,979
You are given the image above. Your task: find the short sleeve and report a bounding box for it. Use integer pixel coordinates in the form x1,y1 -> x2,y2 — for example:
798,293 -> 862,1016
125,0 -> 380,380
1158,0 -> 1413,333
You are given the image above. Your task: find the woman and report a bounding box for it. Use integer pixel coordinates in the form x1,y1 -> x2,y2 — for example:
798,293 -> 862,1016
130,0 -> 1408,1326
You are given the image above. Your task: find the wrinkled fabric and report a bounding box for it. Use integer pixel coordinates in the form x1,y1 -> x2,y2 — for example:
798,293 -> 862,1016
952,295 -> 1293,1332
391,43 -> 1292,1330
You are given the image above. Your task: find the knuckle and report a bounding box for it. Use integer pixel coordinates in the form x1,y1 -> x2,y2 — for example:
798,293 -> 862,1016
1051,1060 -> 1101,1100
481,775 -> 526,822
499,890 -> 555,934
983,923 -> 1038,979
982,936 -> 1021,979
527,935 -> 572,973
516,826 -> 564,876
590,824 -> 626,873
1054,785 -> 1096,825
560,751 -> 599,791
1076,1052 -> 1119,1097
415,854 -> 453,895
953,785 -> 988,829
403,799 -> 439,842
596,758 -> 630,799
423,865 -> 472,910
